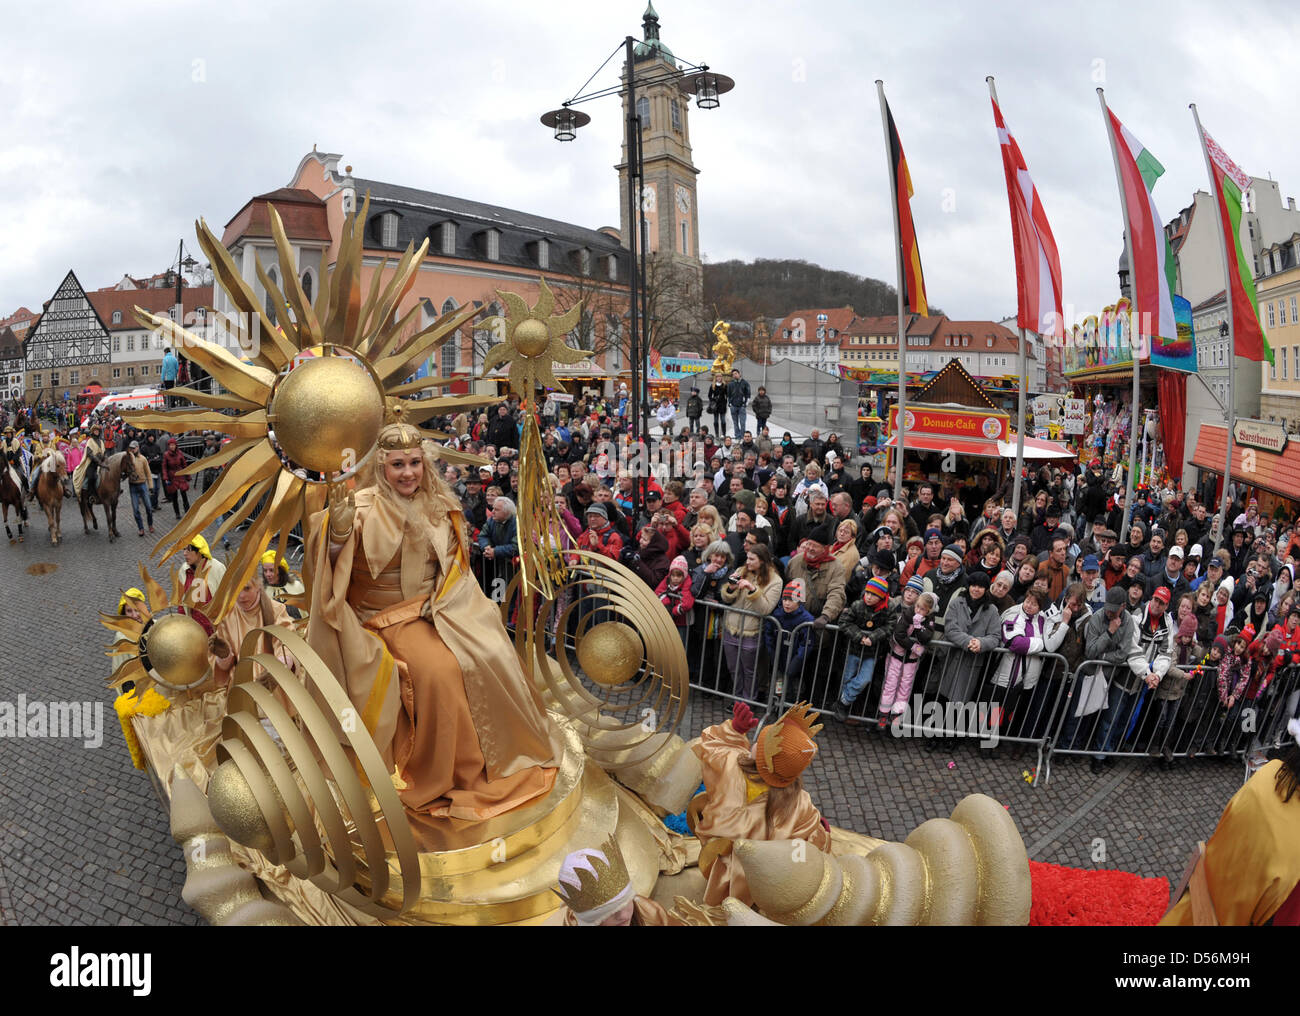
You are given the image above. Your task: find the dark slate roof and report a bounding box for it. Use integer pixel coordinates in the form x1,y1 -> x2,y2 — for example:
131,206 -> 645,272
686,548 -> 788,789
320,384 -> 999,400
352,177 -> 631,277
0,325 -> 21,359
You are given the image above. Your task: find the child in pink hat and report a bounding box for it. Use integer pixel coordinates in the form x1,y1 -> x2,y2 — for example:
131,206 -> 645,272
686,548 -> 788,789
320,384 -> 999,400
657,556 -> 696,649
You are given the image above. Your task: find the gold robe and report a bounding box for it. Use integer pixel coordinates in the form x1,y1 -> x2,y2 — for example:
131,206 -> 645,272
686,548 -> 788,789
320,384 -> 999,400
691,720 -> 832,907
211,591 -> 298,687
1161,759 -> 1300,926
72,436 -> 104,495
306,485 -> 562,826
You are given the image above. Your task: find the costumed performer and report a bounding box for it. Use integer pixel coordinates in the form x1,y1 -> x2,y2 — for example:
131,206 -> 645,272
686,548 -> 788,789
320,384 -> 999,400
691,700 -> 832,907
109,588 -> 150,691
555,836 -> 683,926
306,421 -> 562,826
208,568 -> 299,689
72,422 -> 105,501
177,534 -> 226,620
1161,719 -> 1300,926
261,548 -> 307,617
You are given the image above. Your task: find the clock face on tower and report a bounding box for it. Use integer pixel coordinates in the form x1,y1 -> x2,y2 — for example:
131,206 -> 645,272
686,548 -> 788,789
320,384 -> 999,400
675,185 -> 691,213
640,185 -> 656,212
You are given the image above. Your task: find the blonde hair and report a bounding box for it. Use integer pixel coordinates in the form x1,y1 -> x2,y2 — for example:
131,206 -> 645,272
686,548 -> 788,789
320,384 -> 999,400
916,592 -> 937,614
804,462 -> 822,479
696,504 -> 725,540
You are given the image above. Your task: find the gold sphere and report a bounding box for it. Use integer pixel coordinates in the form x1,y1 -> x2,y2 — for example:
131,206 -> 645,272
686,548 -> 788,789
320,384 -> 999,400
578,621 -> 643,687
269,356 -> 384,473
513,318 -> 550,357
207,760 -> 276,854
143,612 -> 210,689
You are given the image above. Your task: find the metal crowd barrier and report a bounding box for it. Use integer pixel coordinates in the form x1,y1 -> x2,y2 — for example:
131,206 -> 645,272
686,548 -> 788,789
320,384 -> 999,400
472,550 -> 1300,786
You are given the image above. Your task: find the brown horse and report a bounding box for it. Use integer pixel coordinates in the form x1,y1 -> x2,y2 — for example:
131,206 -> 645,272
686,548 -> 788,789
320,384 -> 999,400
35,451 -> 67,546
80,451 -> 127,542
0,460 -> 26,543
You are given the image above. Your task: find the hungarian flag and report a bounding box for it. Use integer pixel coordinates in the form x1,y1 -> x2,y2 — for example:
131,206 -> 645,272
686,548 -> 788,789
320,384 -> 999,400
884,100 -> 928,316
1102,103 -> 1177,347
1197,124 -> 1272,364
992,99 -> 1064,338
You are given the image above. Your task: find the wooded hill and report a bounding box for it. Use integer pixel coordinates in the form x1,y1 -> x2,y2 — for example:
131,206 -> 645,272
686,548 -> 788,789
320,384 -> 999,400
702,258 -> 940,321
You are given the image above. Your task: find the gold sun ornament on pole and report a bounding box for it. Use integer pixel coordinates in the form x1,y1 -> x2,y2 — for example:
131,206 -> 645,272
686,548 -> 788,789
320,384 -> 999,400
102,561 -> 213,696
477,278 -> 590,396
120,198 -> 495,625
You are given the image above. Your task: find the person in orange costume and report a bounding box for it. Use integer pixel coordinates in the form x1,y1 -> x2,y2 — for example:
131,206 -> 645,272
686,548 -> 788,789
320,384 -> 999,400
690,700 -> 832,907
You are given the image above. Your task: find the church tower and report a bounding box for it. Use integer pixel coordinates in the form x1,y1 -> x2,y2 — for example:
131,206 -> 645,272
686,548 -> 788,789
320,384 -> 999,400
617,3 -> 705,347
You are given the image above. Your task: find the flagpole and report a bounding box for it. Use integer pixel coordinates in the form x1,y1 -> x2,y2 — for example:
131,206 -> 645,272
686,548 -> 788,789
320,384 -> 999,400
1190,102 -> 1236,550
877,79 -> 908,500
1097,87 -> 1142,531
989,76 -> 1027,522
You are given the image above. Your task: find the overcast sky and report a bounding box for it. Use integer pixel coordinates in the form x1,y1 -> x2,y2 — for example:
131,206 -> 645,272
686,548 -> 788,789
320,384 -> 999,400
2,0 -> 1296,328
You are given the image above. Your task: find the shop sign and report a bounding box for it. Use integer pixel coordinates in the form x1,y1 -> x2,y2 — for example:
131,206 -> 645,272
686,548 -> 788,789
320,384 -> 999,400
1062,398 -> 1086,435
888,405 -> 1009,441
1233,418 -> 1288,453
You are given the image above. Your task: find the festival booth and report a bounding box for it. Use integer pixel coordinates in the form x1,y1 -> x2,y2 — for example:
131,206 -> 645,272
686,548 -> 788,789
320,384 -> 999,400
883,360 -> 1074,490
1190,420 -> 1300,521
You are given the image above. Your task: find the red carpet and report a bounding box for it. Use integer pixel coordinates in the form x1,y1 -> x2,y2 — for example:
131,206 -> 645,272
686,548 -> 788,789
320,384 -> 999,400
1029,860 -> 1170,926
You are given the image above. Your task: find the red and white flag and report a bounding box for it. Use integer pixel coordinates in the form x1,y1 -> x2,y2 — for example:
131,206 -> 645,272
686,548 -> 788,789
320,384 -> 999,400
992,99 -> 1064,339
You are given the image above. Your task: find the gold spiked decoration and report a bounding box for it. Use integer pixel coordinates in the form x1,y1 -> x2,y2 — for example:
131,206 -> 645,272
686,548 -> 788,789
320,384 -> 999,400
101,561 -> 213,696
121,198 -> 498,625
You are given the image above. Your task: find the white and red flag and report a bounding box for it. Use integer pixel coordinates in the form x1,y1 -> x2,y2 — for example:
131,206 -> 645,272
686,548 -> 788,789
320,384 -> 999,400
992,99 -> 1064,339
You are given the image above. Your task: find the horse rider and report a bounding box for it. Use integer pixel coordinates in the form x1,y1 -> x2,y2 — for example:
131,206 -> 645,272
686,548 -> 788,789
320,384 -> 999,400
2,425 -> 28,501
73,423 -> 106,504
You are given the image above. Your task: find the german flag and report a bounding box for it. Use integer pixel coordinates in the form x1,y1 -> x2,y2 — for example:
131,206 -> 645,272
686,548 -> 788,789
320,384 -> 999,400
885,100 -> 928,316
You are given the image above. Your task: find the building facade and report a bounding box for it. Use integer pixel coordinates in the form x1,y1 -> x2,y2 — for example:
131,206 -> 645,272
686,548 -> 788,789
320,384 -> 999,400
0,327 -> 24,402
22,271 -> 112,403
1258,233 -> 1300,430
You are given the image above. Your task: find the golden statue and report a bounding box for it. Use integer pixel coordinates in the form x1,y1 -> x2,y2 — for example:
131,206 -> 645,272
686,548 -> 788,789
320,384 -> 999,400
710,319 -> 736,374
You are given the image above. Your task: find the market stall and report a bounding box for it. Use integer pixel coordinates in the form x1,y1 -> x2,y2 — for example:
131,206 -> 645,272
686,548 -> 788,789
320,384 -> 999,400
1190,421 -> 1300,522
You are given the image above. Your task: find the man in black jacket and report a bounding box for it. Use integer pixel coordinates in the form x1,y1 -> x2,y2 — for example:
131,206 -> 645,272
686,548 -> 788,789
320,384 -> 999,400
726,369 -> 750,439
487,403 -> 517,451
685,387 -> 703,433
751,386 -> 772,433
708,378 -> 729,437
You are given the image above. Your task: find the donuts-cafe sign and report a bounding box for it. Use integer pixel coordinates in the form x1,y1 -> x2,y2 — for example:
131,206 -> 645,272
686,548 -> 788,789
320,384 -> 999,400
889,406 -> 1009,441
1233,418 -> 1288,454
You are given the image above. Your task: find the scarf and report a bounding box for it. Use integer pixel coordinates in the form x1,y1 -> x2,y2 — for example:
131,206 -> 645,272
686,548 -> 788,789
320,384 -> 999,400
800,543 -> 836,570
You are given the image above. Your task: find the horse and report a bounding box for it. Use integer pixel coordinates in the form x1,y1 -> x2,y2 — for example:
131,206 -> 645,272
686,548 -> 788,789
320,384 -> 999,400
35,450 -> 67,546
0,459 -> 26,543
79,451 -> 128,542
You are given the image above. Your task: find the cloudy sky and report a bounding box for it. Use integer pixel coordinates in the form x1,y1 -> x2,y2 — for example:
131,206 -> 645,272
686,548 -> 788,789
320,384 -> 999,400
2,0 -> 1296,327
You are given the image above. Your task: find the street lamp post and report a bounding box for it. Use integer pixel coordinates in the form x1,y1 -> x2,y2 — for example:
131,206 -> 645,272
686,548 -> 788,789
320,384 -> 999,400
542,33 -> 733,499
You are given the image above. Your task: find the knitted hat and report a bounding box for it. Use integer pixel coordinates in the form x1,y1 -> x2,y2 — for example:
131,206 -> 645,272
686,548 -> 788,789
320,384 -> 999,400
906,535 -> 923,550
863,577 -> 890,601
995,570 -> 1015,586
1104,585 -> 1128,614
941,544 -> 963,563
905,574 -> 926,594
1217,575 -> 1235,596
782,578 -> 807,603
1211,635 -> 1230,655
806,520 -> 834,545
584,502 -> 609,520
753,703 -> 822,788
966,570 -> 990,590
668,555 -> 689,575
924,527 -> 943,542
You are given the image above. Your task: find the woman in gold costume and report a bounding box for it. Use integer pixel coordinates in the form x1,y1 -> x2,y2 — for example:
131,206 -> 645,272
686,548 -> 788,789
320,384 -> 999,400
306,422 -> 562,828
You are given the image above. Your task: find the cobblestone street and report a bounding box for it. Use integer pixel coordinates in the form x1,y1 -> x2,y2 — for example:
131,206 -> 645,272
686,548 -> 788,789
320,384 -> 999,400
0,515 -> 1244,925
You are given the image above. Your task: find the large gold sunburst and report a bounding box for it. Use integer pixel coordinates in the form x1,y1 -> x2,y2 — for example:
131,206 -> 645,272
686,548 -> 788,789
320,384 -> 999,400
478,278 -> 590,397
101,561 -> 212,696
123,198 -> 494,624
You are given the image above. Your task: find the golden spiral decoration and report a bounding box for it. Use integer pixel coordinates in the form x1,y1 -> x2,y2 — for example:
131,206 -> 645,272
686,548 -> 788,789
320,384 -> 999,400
204,624 -> 421,918
502,550 -> 689,771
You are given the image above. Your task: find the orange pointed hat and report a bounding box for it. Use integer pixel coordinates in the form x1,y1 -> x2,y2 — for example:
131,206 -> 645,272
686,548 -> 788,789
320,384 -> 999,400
754,702 -> 823,788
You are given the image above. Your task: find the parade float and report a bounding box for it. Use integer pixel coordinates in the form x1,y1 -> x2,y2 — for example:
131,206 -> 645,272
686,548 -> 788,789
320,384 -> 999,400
96,202 -> 1058,927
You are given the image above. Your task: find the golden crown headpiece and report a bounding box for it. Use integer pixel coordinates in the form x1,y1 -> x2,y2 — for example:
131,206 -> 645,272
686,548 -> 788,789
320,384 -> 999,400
553,834 -> 635,925
755,701 -> 823,788
376,422 -> 424,452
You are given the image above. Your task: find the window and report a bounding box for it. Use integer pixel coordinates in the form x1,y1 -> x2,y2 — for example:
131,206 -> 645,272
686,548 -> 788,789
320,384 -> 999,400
1283,349 -> 1288,380
1294,346 -> 1299,382
441,222 -> 456,256
607,254 -> 617,280
1268,302 -> 1276,328
112,368 -> 121,380
91,368 -> 98,378
1271,357 -> 1276,380
636,96 -> 650,128
70,370 -> 79,385
1283,301 -> 1290,326
196,306 -> 206,321
265,268 -> 278,327
1293,296 -> 1299,323
112,310 -> 122,324
381,211 -> 398,248
49,372 -> 58,387
126,335 -> 135,352
441,328 -> 457,375
127,367 -> 135,378
32,374 -> 41,388
112,336 -> 120,353
670,98 -> 681,130
681,220 -> 689,254
301,271 -> 313,304
536,238 -> 549,269
485,229 -> 500,261
140,365 -> 149,376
